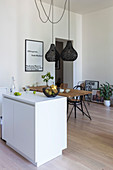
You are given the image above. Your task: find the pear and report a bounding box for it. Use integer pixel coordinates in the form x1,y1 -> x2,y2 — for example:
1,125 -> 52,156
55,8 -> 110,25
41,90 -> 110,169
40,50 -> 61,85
33,91 -> 36,94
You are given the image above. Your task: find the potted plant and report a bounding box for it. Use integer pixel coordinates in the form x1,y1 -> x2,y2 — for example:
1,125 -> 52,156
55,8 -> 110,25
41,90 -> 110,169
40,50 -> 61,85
41,72 -> 54,86
99,82 -> 113,107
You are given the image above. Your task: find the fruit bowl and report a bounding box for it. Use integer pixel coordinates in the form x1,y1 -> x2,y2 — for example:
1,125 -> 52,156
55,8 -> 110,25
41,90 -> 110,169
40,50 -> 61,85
43,87 -> 59,97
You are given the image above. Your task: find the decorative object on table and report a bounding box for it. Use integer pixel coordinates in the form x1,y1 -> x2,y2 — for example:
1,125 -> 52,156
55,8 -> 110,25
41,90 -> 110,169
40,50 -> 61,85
61,0 -> 78,61
25,39 -> 43,72
99,82 -> 113,107
56,78 -> 61,87
10,76 -> 15,93
43,85 -> 59,97
24,86 -> 30,92
60,89 -> 64,93
41,72 -> 54,86
26,88 -> 30,92
65,89 -> 70,93
14,92 -> 21,96
36,82 -> 39,86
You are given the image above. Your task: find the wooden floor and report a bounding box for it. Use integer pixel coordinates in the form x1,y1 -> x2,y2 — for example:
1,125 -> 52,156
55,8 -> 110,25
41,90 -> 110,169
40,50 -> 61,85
0,103 -> 113,170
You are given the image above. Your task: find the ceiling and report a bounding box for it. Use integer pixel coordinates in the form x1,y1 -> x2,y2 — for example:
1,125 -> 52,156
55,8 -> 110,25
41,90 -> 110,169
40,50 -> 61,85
41,0 -> 113,14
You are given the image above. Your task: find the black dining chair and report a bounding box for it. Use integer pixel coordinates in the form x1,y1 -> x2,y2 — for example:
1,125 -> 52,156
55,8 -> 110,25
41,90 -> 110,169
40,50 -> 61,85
67,85 -> 91,121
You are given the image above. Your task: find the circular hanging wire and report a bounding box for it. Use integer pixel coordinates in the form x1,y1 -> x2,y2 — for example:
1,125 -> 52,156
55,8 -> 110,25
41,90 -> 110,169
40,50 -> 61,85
34,0 -> 52,23
34,0 -> 67,24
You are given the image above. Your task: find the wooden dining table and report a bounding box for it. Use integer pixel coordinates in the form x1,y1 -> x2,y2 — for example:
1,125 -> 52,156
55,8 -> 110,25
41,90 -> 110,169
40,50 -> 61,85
28,86 -> 92,120
29,86 -> 92,97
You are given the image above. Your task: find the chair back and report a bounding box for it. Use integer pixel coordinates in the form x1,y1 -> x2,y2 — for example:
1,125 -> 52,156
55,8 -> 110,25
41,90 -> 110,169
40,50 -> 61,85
60,83 -> 68,89
73,85 -> 83,101
73,85 -> 83,90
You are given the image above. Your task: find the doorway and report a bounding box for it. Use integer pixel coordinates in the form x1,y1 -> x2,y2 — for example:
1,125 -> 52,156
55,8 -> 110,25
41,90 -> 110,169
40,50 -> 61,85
55,41 -> 63,86
55,39 -> 73,88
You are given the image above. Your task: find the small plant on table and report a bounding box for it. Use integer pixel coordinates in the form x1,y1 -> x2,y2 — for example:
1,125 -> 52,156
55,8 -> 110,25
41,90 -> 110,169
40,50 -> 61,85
41,72 -> 54,86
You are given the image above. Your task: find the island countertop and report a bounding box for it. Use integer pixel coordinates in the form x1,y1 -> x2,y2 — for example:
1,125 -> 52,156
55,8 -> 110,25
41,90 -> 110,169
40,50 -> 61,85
3,92 -> 66,105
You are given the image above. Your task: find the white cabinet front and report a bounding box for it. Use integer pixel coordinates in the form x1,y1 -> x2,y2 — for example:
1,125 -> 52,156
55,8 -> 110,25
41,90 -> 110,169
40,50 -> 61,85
13,101 -> 35,161
0,88 -> 7,117
3,98 -> 35,161
2,98 -> 13,143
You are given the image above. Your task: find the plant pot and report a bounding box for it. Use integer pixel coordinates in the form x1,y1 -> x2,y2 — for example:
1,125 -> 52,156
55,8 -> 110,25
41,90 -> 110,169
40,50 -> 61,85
104,100 -> 111,107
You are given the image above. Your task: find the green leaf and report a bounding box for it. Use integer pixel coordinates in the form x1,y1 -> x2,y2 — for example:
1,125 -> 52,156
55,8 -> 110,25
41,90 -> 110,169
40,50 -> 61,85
99,82 -> 113,100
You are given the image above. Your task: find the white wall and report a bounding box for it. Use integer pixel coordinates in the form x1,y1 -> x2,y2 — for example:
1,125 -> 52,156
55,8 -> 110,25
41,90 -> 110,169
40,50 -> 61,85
62,41 -> 73,89
82,7 -> 113,84
73,14 -> 82,86
63,61 -> 73,88
0,0 -> 82,90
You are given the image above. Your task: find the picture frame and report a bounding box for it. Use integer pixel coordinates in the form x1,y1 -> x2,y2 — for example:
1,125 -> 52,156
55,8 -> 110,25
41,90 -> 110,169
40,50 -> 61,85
85,80 -> 99,102
91,90 -> 104,103
25,39 -> 43,72
85,80 -> 99,91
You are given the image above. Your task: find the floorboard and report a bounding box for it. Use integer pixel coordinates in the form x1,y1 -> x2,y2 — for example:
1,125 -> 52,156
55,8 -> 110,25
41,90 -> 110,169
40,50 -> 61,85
0,103 -> 113,170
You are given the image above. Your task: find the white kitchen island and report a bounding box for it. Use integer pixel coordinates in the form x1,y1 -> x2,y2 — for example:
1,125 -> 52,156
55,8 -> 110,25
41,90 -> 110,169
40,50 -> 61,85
2,92 -> 67,167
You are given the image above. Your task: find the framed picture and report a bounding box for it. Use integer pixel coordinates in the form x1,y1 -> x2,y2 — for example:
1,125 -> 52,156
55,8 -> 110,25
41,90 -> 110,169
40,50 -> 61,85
85,80 -> 99,102
25,39 -> 43,72
92,90 -> 104,103
85,80 -> 99,91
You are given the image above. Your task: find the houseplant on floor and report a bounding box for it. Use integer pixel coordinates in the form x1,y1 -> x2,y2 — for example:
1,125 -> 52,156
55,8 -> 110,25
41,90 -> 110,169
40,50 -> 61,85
99,82 -> 113,107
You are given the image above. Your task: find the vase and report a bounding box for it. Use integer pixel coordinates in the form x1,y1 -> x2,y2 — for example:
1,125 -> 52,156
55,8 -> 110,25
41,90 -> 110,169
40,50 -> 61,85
104,100 -> 110,107
46,82 -> 48,87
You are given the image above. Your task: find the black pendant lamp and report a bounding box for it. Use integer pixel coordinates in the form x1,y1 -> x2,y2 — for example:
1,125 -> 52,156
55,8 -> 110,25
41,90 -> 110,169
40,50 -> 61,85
45,44 -> 60,62
45,0 -> 60,62
61,0 -> 78,61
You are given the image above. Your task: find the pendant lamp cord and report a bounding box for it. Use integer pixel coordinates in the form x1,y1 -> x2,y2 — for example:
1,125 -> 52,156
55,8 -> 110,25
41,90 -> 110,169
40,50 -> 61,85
34,0 -> 52,23
34,0 -> 67,24
52,0 -> 54,43
68,0 -> 70,40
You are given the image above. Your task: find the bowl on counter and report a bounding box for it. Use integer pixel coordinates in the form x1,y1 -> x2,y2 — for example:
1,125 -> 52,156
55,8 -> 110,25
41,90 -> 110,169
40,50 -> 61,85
59,89 -> 64,93
65,89 -> 70,93
43,87 -> 59,97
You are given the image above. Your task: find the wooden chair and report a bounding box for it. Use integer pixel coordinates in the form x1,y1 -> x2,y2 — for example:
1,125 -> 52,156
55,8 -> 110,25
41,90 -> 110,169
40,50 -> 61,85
60,83 -> 68,89
67,85 -> 91,121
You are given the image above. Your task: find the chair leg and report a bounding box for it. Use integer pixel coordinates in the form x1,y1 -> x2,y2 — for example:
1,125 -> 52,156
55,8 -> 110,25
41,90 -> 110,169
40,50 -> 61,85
81,102 -> 84,115
83,100 -> 92,120
67,102 -> 69,115
67,106 -> 74,121
74,104 -> 76,118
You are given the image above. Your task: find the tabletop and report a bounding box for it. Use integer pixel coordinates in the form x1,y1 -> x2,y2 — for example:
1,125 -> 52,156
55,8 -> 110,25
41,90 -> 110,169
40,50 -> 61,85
29,86 -> 92,98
